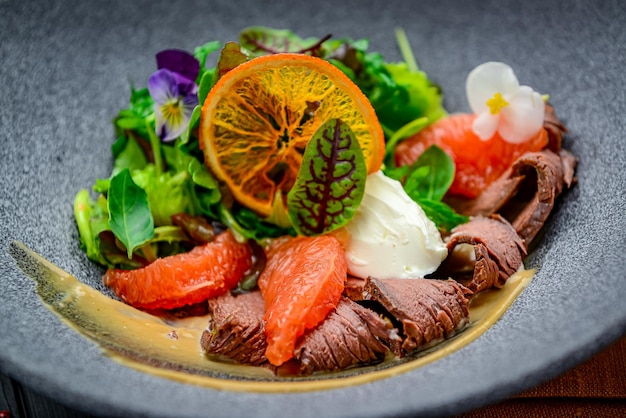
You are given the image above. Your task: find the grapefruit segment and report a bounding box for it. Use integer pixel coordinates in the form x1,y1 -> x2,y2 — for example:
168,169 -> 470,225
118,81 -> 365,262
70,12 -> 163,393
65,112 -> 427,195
394,113 -> 548,198
258,235 -> 347,366
103,231 -> 252,310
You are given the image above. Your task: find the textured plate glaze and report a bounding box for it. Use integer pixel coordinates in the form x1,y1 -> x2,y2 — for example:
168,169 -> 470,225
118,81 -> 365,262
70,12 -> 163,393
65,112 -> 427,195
1,0 -> 625,417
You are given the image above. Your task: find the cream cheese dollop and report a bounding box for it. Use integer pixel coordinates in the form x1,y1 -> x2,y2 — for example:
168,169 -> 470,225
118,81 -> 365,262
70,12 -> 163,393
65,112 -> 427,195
341,171 -> 448,279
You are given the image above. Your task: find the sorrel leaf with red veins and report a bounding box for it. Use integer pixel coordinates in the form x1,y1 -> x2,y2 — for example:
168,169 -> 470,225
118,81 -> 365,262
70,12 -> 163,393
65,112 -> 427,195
239,26 -> 329,57
287,118 -> 366,236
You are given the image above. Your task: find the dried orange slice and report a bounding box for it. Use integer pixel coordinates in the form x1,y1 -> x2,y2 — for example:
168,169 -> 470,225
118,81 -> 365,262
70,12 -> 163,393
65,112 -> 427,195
200,53 -> 384,222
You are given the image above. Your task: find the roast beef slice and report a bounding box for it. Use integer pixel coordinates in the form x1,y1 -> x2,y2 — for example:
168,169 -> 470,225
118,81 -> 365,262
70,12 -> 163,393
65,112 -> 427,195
294,297 -> 399,375
509,150 -> 571,243
543,103 -> 568,153
441,215 -> 527,293
451,149 -> 577,245
362,277 -> 472,355
201,291 -> 270,367
344,276 -> 366,301
202,291 -> 400,375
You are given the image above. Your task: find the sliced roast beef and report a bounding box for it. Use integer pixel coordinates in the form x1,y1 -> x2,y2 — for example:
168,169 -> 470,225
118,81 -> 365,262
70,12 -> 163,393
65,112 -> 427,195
560,149 -> 577,188
200,291 -> 270,367
294,297 -> 399,375
450,149 -> 577,245
343,276 -> 366,301
508,150 -> 573,243
543,103 -> 568,153
440,215 -> 527,293
361,277 -> 472,355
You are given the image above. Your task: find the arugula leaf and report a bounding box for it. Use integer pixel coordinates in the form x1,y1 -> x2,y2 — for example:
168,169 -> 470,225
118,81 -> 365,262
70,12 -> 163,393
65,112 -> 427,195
288,118 -> 366,236
382,63 -> 446,129
197,71 -> 214,107
404,145 -> 454,201
161,143 -> 222,214
107,169 -> 155,257
193,40 -> 222,80
114,87 -> 154,139
97,231 -> 146,270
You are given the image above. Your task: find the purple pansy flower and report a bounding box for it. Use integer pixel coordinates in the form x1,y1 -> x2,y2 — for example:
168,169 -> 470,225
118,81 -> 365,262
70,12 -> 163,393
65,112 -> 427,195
148,50 -> 200,142
156,49 -> 200,83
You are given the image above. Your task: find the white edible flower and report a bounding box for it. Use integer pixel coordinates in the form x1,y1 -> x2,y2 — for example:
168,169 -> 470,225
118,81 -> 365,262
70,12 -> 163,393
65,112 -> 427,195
466,62 -> 545,144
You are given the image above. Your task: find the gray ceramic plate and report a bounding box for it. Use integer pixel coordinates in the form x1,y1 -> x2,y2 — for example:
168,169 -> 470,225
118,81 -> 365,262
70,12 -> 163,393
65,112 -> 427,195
1,0 -> 625,417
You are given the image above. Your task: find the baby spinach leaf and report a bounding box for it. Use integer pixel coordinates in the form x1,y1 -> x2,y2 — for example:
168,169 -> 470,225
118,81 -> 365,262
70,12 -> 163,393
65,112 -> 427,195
287,118 -> 366,236
404,145 -> 454,201
108,169 -> 154,257
415,199 -> 469,233
398,145 -> 469,231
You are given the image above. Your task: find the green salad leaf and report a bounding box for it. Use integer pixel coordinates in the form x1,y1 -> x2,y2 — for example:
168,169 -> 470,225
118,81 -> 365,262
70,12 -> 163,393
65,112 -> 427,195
111,135 -> 148,176
403,145 -> 454,201
107,169 -> 155,257
130,165 -> 194,227
240,26 -> 328,57
288,118 -> 366,236
73,27 -> 470,270
397,145 -> 469,232
74,189 -> 100,262
326,40 -> 446,138
114,87 -> 154,139
413,199 -> 469,233
193,40 -> 222,81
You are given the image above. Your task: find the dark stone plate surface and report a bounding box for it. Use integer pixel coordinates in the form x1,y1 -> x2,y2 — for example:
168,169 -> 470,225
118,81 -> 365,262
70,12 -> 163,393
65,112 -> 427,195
1,0 -> 625,416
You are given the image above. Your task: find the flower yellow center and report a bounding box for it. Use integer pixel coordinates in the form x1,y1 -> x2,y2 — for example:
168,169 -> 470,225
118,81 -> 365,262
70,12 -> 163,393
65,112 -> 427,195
161,100 -> 184,128
486,92 -> 509,115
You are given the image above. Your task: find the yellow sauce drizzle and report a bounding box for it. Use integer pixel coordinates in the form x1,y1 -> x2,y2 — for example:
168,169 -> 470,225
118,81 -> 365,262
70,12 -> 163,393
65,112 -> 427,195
12,241 -> 534,393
